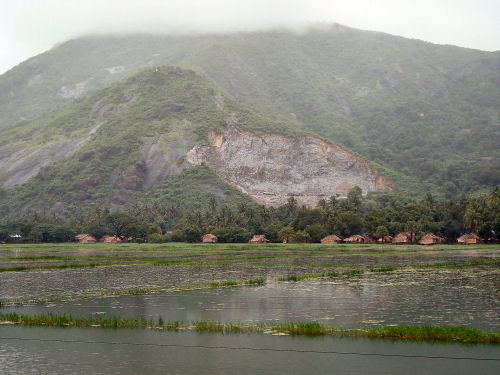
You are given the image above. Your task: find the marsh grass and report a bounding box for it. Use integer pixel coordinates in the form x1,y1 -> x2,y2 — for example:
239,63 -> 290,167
1,243 -> 497,274
0,263 -> 103,273
277,260 -> 500,283
1,313 -> 498,344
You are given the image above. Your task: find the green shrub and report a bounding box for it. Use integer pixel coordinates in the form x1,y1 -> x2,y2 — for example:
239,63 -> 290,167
148,233 -> 166,243
213,226 -> 251,243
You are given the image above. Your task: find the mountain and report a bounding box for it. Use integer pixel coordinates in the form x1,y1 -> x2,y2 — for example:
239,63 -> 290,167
0,66 -> 389,218
0,24 -> 499,209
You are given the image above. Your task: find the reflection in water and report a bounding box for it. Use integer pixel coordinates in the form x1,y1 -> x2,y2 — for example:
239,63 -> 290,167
7,269 -> 500,330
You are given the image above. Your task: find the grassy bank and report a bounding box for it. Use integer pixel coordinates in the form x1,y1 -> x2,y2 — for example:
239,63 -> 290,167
1,313 -> 498,344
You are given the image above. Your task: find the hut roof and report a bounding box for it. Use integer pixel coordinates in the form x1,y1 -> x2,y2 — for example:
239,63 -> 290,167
418,233 -> 445,245
202,234 -> 218,243
321,235 -> 342,244
249,235 -> 269,243
362,235 -> 376,244
392,232 -> 412,244
343,234 -> 364,243
377,235 -> 393,243
100,235 -> 121,243
457,233 -> 483,244
75,234 -> 96,243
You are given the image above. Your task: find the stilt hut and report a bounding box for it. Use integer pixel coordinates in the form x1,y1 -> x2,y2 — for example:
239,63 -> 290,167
249,235 -> 269,243
202,234 -> 218,243
321,235 -> 342,244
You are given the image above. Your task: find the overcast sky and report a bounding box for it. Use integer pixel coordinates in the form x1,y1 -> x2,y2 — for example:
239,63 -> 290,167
1,0 -> 499,74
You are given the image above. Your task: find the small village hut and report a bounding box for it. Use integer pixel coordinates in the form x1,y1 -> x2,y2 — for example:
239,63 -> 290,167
249,235 -> 270,243
343,234 -> 364,244
418,233 -> 445,245
457,233 -> 484,245
377,235 -> 393,244
202,234 -> 218,243
75,234 -> 97,244
392,232 -> 413,244
321,235 -> 342,244
100,235 -> 122,243
362,235 -> 377,244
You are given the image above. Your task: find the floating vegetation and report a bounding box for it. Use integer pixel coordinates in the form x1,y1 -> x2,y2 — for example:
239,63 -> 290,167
2,278 -> 266,306
277,272 -> 340,282
276,260 -> 500,283
2,255 -> 496,275
0,263 -> 104,273
1,313 -> 498,344
1,243 -> 498,308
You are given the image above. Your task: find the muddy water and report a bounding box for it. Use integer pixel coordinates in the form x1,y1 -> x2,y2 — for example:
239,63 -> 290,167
0,326 -> 498,375
7,268 -> 500,330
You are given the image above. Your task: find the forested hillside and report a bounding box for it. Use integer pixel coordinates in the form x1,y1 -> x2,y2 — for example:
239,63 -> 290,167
1,24 -> 499,198
1,67 -> 295,218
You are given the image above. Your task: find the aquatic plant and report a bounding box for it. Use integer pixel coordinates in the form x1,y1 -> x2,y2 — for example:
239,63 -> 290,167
2,278 -> 267,306
1,313 -> 498,344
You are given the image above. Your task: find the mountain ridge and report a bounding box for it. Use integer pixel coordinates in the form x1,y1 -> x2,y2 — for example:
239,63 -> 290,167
0,24 -> 499,202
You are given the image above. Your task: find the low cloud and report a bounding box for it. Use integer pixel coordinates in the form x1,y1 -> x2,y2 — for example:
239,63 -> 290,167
1,0 -> 499,73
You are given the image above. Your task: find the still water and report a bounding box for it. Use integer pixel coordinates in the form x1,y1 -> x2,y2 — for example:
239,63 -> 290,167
6,269 -> 500,330
0,326 -> 499,374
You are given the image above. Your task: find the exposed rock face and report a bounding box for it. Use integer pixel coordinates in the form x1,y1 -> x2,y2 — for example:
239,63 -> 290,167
58,78 -> 93,99
140,134 -> 192,189
0,138 -> 89,189
187,128 -> 391,206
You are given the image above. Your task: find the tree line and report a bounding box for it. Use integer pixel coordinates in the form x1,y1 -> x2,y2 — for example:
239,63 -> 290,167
1,186 -> 498,244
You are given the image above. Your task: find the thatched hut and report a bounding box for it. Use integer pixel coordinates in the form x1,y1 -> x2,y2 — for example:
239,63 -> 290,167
75,234 -> 97,244
457,233 -> 483,245
249,235 -> 269,243
377,235 -> 393,244
100,235 -> 122,243
321,235 -> 342,244
362,235 -> 377,244
418,233 -> 445,245
202,234 -> 218,243
392,232 -> 413,244
343,234 -> 364,244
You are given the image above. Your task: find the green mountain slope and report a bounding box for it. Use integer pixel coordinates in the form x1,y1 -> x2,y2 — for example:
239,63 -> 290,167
1,25 -> 499,196
0,67 -> 297,218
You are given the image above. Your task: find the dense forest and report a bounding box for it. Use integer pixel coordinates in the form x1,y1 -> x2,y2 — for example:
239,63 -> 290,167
1,186 -> 498,244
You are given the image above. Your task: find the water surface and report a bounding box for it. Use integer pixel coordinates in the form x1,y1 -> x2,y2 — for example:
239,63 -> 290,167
8,268 -> 499,330
0,326 -> 498,375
